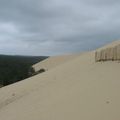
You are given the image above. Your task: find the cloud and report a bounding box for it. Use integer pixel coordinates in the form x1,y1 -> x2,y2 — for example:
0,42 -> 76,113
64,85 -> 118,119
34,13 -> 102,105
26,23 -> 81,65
0,0 -> 120,55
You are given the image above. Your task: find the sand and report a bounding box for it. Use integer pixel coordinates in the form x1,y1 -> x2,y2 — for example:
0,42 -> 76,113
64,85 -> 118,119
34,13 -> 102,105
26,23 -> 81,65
0,41 -> 120,120
32,53 -> 81,72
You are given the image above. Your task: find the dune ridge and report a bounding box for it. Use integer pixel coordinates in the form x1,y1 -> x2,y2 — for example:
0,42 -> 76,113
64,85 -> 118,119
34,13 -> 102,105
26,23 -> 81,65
32,53 -> 81,72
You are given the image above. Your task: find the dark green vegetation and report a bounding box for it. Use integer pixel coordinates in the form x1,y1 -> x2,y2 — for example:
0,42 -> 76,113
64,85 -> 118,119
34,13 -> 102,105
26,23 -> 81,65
29,68 -> 46,76
0,55 -> 48,86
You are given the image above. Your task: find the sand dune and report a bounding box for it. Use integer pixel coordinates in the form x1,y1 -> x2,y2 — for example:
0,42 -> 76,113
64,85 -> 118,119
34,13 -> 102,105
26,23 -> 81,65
32,53 -> 81,72
0,41 -> 120,120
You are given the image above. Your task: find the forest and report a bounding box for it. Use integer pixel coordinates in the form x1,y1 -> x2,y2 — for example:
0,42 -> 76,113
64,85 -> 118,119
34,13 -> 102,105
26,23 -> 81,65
0,55 -> 48,86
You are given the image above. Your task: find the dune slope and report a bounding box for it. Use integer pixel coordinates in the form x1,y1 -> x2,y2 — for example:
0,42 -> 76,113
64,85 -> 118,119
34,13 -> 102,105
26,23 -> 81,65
0,44 -> 120,119
32,53 -> 81,72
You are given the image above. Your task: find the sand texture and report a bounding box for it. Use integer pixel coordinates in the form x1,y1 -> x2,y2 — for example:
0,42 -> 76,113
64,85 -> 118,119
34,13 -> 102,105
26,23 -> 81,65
32,53 -> 81,72
0,41 -> 120,120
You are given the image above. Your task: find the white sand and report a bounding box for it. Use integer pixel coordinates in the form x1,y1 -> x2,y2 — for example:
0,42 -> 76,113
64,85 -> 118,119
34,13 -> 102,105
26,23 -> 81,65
0,42 -> 120,120
32,53 -> 81,72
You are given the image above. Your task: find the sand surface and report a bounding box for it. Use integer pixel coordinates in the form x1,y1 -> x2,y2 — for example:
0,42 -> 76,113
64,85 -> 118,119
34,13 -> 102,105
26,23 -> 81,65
32,53 -> 81,71
0,42 -> 120,120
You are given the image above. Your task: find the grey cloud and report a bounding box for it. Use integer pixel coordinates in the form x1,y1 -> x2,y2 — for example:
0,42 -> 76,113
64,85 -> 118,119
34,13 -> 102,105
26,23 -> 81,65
84,0 -> 120,6
0,0 -> 120,55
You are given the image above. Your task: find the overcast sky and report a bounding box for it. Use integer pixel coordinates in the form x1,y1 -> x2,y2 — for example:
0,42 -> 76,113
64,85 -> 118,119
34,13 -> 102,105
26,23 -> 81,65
0,0 -> 120,56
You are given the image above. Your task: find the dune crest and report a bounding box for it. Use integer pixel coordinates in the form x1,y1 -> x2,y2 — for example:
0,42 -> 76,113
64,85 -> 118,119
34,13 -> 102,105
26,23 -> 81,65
32,53 -> 81,72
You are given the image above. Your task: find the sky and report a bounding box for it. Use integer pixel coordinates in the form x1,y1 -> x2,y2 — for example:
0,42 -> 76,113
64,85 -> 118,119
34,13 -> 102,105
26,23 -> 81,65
0,0 -> 120,56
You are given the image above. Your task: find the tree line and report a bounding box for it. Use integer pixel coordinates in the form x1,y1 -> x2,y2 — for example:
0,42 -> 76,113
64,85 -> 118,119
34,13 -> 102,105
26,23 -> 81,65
0,55 -> 48,86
